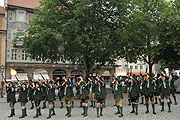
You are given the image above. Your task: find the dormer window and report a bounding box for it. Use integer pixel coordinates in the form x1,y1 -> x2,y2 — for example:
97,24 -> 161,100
18,12 -> 24,21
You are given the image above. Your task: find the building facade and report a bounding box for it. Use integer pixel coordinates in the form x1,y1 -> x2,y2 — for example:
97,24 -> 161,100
116,58 -> 160,76
0,6 -> 5,83
1,0 -> 114,82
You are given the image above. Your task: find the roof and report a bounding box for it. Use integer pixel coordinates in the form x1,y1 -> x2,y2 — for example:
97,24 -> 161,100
0,6 -> 5,14
8,0 -> 40,9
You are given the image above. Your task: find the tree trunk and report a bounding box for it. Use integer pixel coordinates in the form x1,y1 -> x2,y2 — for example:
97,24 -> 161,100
148,63 -> 153,77
84,55 -> 90,81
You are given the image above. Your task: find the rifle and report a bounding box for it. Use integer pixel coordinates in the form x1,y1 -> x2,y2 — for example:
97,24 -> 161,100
40,73 -> 48,81
27,73 -> 33,83
15,75 -> 19,82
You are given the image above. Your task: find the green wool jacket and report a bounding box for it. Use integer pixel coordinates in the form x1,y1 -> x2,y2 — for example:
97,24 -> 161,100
33,87 -> 42,101
46,85 -> 56,101
112,78 -> 123,99
94,81 -> 106,100
142,79 -> 155,96
41,84 -> 47,98
128,80 -> 140,98
18,87 -> 28,102
6,86 -> 16,103
159,78 -> 170,95
81,83 -> 89,98
169,79 -> 176,93
28,86 -> 34,98
64,81 -> 73,98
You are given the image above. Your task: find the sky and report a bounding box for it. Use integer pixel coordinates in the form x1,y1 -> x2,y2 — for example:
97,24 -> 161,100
0,0 -> 4,6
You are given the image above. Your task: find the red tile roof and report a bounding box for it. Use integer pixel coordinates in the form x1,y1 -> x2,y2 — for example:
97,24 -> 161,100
8,0 -> 40,9
0,6 -> 5,14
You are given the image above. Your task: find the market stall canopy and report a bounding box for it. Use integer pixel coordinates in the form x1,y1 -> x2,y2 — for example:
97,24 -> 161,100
33,69 -> 50,81
7,73 -> 29,82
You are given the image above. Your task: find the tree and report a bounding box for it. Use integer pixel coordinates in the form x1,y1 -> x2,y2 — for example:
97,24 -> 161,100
121,0 -> 168,75
23,0 -> 130,78
157,0 -> 180,69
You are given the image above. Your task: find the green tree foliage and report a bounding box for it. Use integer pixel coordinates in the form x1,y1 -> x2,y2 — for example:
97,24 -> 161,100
121,0 -> 168,75
23,0 -> 130,78
158,0 -> 180,68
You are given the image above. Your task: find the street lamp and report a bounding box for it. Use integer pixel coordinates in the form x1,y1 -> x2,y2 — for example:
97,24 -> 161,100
1,65 -> 4,98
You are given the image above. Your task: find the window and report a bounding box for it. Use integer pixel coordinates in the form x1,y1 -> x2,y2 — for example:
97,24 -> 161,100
130,66 -> 133,69
135,66 -> 138,69
11,49 -> 17,60
140,65 -> 143,69
29,15 -> 33,22
22,50 -> 27,60
18,12 -> 24,21
16,30 -> 24,39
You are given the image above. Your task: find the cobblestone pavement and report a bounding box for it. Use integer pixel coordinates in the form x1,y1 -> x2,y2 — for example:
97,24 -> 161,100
0,88 -> 180,120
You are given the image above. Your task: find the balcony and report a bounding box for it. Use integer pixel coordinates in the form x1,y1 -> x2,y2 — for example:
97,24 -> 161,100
13,40 -> 24,47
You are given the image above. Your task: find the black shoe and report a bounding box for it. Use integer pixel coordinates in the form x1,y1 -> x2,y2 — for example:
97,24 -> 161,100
33,115 -> 38,118
30,107 -> 33,109
19,115 -> 25,118
119,114 -> 123,117
8,114 -> 13,118
65,113 -> 69,116
93,106 -> 95,108
140,102 -> 144,104
175,102 -> 178,105
115,111 -> 120,114
52,113 -> 56,116
84,114 -> 87,117
68,115 -> 71,118
161,109 -> 164,112
97,114 -> 100,118
153,112 -> 156,115
145,110 -> 149,113
81,112 -> 85,115
90,105 -> 93,107
155,102 -> 158,104
168,110 -> 171,113
130,111 -> 135,113
128,103 -> 131,106
100,113 -> 103,116
135,112 -> 138,115
47,116 -> 51,119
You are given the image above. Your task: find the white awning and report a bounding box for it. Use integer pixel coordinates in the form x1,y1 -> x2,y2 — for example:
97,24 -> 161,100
10,73 -> 28,81
33,73 -> 50,81
117,72 -> 127,76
